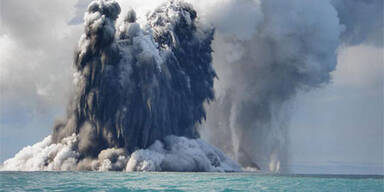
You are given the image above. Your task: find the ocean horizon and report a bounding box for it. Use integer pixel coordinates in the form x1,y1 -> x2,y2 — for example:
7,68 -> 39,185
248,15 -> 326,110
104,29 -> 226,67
1,171 -> 383,191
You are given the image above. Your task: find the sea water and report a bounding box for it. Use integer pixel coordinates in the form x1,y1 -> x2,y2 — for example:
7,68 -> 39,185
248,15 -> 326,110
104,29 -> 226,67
0,172 -> 383,191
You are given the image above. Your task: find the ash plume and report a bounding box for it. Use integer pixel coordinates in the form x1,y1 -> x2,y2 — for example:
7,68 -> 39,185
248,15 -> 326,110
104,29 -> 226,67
52,0 -> 215,156
1,0 -> 240,172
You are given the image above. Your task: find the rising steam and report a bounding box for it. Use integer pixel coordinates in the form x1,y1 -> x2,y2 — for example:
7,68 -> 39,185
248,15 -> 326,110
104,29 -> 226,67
202,0 -> 342,172
201,0 -> 381,172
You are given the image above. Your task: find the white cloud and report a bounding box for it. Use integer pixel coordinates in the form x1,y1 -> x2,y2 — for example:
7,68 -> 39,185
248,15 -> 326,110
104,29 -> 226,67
0,0 -> 83,110
0,0 -> 83,161
288,45 -> 383,174
335,45 -> 384,89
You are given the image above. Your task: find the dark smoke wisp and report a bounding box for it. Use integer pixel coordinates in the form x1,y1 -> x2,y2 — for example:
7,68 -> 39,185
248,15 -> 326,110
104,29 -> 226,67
331,0 -> 383,47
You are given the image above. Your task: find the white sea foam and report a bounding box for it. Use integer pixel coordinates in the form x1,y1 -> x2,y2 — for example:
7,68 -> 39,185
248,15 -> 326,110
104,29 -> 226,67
0,135 -> 240,172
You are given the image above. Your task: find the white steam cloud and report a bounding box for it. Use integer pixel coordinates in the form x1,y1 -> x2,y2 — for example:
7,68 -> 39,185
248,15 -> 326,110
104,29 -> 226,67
1,134 -> 239,172
200,0 -> 342,172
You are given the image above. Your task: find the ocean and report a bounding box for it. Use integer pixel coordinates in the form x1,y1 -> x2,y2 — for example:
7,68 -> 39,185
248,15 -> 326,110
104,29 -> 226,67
0,172 -> 383,191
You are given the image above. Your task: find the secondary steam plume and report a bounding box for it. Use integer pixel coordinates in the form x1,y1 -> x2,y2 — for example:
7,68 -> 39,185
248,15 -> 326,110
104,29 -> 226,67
202,0 -> 342,172
1,0 -> 240,172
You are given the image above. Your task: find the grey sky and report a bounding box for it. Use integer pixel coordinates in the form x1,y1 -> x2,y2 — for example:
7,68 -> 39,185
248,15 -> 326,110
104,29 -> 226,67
288,45 -> 383,174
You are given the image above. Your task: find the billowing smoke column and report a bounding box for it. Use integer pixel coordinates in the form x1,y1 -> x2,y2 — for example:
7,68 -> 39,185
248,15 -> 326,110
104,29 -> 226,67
0,0 -> 240,172
52,0 -> 216,156
202,0 -> 343,172
53,0 -> 216,156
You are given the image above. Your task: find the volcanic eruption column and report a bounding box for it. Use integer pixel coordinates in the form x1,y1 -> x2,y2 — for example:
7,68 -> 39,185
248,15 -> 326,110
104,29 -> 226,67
0,0 -> 240,172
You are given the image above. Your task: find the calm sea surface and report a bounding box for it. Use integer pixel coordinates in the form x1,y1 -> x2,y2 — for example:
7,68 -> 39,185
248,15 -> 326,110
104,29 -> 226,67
0,172 -> 383,191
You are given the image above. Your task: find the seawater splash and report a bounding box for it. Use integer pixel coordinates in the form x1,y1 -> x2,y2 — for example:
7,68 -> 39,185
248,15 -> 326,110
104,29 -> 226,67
1,134 -> 239,171
0,0 -> 240,172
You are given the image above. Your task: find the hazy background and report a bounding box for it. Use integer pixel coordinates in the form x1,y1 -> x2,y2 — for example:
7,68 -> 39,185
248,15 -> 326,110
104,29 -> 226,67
0,0 -> 382,174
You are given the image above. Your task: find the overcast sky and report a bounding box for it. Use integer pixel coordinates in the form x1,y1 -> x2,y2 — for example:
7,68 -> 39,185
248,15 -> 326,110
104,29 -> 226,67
0,0 -> 382,174
288,45 -> 383,174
